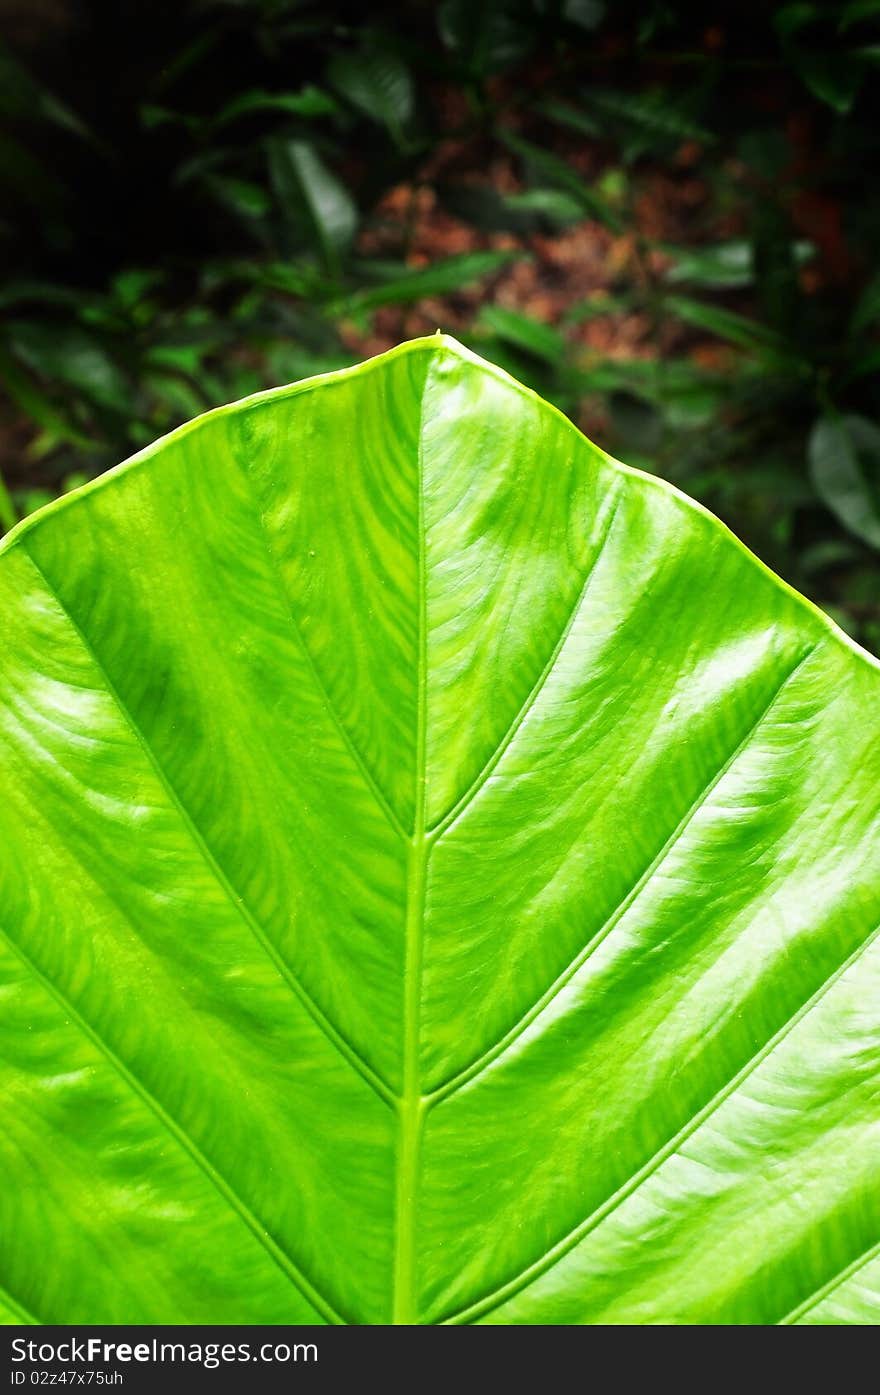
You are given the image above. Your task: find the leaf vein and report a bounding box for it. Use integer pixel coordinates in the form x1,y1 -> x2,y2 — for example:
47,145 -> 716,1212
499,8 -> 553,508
21,547 -> 395,1110
444,912 -> 880,1324
391,345 -> 431,1323
0,1281 -> 39,1325
778,1235 -> 880,1324
235,460 -> 409,843
0,920 -> 346,1325
427,483 -> 624,842
430,644 -> 819,1105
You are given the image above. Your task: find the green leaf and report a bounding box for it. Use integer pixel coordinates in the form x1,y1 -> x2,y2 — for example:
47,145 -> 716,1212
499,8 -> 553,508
809,414 -> 880,549
109,269 -> 164,312
16,487 -> 54,520
268,139 -> 358,275
582,86 -> 714,148
499,132 -> 624,232
437,0 -> 532,73
0,338 -> 878,1326
662,241 -> 755,289
0,347 -> 94,450
537,99 -> 603,139
504,188 -> 587,225
0,40 -> 95,143
327,50 -> 414,146
344,251 -> 520,312
666,295 -> 791,355
0,282 -> 92,315
478,305 -> 567,364
774,5 -> 865,112
662,240 -> 815,291
563,292 -> 634,322
202,174 -> 272,220
235,259 -> 338,302
6,323 -> 130,414
215,86 -> 340,126
139,105 -> 202,135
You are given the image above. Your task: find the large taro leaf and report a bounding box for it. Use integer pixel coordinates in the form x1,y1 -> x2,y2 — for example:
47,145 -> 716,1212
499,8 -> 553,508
0,335 -> 879,1327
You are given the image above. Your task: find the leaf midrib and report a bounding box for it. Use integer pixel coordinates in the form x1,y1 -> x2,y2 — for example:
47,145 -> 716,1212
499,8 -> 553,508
389,354 -> 623,1322
391,349 -> 430,1324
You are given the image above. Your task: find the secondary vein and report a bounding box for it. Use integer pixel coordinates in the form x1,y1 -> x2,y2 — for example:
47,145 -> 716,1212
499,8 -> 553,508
427,642 -> 819,1107
0,1280 -> 39,1325
391,352 -> 431,1324
0,919 -> 345,1325
426,483 -> 623,843
443,911 -> 880,1324
22,547 -> 395,1111
778,1234 -> 880,1324
237,459 -> 409,845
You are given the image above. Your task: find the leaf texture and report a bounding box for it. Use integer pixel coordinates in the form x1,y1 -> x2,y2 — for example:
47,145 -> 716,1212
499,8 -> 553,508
0,336 -> 878,1325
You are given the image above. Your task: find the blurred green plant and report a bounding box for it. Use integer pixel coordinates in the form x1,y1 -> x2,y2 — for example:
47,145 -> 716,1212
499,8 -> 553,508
1,0 -> 879,650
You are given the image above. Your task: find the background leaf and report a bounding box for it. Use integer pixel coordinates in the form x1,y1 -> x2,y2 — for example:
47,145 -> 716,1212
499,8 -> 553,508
343,251 -> 521,311
499,132 -> 624,232
327,49 -> 414,147
809,414 -> 880,548
268,140 -> 358,274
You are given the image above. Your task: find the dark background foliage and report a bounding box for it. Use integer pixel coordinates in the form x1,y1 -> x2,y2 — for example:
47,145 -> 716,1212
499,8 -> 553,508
2,0 -> 879,652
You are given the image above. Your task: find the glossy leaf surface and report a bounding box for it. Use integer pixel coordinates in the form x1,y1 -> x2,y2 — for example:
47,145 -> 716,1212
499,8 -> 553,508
0,337 -> 878,1326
